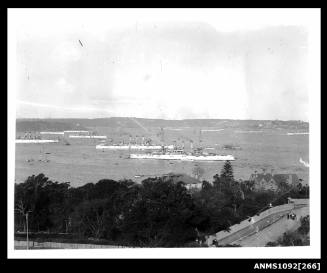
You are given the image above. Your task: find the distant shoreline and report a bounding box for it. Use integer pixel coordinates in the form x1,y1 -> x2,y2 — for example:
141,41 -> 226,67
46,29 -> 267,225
15,117 -> 309,123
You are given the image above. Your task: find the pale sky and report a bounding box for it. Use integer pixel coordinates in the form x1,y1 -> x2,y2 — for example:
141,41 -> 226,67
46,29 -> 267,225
11,9 -> 311,121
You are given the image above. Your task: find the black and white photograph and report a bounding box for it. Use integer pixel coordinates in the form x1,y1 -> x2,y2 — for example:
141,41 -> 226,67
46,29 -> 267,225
7,8 -> 321,259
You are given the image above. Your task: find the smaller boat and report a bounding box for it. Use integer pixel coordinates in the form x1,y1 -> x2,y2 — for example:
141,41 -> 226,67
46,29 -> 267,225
16,139 -> 59,144
96,143 -> 175,150
287,132 -> 309,136
299,157 -> 309,167
69,135 -> 107,139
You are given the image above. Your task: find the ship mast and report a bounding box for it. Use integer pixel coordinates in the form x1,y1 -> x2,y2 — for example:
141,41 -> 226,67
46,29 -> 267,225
128,135 -> 132,155
160,127 -> 164,144
160,127 -> 165,152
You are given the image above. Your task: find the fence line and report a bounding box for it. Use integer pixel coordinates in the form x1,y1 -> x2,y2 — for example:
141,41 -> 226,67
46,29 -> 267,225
14,240 -> 129,249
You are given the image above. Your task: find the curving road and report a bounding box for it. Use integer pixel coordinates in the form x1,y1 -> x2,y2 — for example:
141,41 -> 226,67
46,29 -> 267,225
232,206 -> 309,246
206,199 -> 309,247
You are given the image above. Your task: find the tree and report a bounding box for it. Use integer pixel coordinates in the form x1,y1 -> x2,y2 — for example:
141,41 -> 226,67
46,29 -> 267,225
220,161 -> 234,184
298,215 -> 310,235
266,215 -> 310,247
192,166 -> 205,180
201,181 -> 212,191
297,182 -> 303,191
276,179 -> 291,193
277,231 -> 305,246
120,178 -> 198,247
15,173 -> 70,232
240,180 -> 255,193
68,179 -> 139,241
17,169 -> 308,247
213,174 -> 222,191
230,182 -> 245,215
44,181 -> 71,232
266,241 -> 279,247
71,199 -> 107,239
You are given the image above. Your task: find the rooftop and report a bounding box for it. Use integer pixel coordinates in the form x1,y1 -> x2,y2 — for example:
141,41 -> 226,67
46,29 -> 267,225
164,172 -> 202,185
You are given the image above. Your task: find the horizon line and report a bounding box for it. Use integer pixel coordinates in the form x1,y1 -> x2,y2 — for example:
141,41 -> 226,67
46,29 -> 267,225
15,116 -> 309,123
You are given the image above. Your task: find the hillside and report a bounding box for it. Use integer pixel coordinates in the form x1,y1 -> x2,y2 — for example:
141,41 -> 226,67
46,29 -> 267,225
16,120 -> 88,133
16,117 -> 309,133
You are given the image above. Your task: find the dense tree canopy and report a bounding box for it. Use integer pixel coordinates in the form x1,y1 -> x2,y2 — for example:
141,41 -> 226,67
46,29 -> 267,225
14,162 -> 309,247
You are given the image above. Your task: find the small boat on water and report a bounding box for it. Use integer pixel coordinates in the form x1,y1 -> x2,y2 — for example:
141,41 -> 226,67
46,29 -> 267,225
16,139 -> 59,144
223,144 -> 242,150
96,143 -> 175,150
287,132 -> 309,136
201,129 -> 224,132
69,135 -> 107,139
40,131 -> 65,135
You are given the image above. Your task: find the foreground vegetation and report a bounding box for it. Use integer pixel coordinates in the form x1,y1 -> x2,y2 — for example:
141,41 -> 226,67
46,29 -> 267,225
15,162 -> 309,247
266,215 -> 310,246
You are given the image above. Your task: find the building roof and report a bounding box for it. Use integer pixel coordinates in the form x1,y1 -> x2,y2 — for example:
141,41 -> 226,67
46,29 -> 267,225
254,173 -> 274,182
164,172 -> 202,185
273,174 -> 299,185
250,172 -> 300,185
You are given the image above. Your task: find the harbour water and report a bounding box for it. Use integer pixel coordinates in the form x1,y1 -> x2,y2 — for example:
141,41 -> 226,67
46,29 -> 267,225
15,128 -> 309,187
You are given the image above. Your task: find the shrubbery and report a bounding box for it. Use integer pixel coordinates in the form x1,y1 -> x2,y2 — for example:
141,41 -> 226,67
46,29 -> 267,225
266,215 -> 310,247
